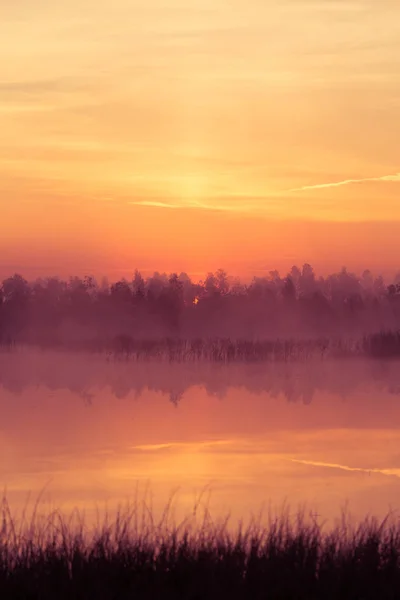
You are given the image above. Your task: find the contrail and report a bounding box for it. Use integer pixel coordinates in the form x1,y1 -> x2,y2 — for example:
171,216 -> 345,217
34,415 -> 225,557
289,172 -> 400,192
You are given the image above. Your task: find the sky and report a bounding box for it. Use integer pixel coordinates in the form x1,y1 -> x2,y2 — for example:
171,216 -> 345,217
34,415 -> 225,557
1,0 -> 400,280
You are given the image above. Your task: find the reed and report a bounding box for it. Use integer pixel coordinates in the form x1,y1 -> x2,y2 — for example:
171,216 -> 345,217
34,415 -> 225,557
106,333 -> 391,362
1,497 -> 400,599
2,331 -> 400,362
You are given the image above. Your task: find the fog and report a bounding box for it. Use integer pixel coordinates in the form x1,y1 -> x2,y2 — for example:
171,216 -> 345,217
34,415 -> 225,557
1,349 -> 400,405
1,264 -> 400,344
2,351 -> 400,526
1,261 -> 400,527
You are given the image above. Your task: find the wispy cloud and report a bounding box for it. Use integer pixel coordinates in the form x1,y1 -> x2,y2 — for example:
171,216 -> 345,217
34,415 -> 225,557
127,198 -> 257,212
130,440 -> 233,452
128,200 -> 185,209
289,172 -> 400,192
290,458 -> 400,478
0,79 -> 64,94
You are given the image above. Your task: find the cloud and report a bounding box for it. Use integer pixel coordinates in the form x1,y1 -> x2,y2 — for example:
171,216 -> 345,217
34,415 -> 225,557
290,458 -> 400,478
0,78 -> 75,95
130,440 -> 233,452
127,195 -> 287,213
127,198 -> 255,212
128,200 -> 186,209
289,172 -> 400,192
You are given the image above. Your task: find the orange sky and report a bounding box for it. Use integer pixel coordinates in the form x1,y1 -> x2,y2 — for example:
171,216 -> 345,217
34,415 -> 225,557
1,1 -> 400,280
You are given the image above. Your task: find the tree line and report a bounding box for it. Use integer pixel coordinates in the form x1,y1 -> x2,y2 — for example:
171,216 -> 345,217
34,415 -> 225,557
1,264 -> 400,343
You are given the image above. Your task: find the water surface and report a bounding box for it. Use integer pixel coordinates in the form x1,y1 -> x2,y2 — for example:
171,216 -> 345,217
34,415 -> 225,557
2,350 -> 400,525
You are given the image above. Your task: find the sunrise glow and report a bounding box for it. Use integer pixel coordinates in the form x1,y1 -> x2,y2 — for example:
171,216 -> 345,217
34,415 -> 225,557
1,0 -> 400,280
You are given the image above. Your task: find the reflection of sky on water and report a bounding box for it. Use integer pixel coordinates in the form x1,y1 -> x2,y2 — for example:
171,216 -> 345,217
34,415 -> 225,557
1,351 -> 400,525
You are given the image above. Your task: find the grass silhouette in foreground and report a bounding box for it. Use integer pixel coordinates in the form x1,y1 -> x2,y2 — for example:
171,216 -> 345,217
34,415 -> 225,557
1,498 -> 400,599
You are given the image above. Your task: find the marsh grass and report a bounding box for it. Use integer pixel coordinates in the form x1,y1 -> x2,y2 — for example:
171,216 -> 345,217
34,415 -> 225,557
105,332 -> 399,361
363,330 -> 400,358
3,331 -> 400,362
1,496 -> 400,599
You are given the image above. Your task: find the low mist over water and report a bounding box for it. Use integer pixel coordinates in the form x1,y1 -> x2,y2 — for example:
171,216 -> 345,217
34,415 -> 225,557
2,349 -> 400,525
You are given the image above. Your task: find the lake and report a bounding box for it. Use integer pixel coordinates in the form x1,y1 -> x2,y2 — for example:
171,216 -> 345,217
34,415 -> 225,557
2,349 -> 400,527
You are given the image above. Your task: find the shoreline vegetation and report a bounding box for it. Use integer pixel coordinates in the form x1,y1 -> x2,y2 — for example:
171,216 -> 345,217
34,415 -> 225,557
1,498 -> 400,599
1,267 -> 400,343
2,331 -> 400,361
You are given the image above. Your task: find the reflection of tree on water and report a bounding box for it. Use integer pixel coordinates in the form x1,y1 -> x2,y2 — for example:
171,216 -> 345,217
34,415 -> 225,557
284,387 -> 314,405
112,378 -> 133,400
1,351 -> 400,408
80,390 -> 94,406
204,383 -> 229,400
169,390 -> 184,407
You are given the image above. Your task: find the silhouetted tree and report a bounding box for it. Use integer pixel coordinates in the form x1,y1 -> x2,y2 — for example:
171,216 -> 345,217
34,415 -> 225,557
110,279 -> 132,304
1,264 -> 400,343
282,277 -> 296,302
132,270 -> 145,300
